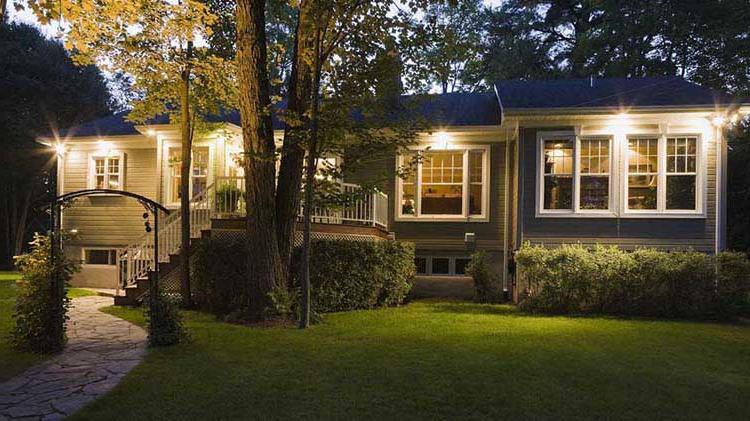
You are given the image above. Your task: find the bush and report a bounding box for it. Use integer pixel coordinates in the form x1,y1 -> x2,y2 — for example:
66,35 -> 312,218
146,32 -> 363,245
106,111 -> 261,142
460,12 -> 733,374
193,235 -> 249,316
194,237 -> 415,317
466,251 -> 503,303
293,239 -> 416,313
145,291 -> 188,347
515,243 -> 750,320
11,234 -> 79,353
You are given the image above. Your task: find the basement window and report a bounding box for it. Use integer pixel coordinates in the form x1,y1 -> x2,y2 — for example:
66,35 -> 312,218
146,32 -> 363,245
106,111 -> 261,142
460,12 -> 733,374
82,249 -> 117,265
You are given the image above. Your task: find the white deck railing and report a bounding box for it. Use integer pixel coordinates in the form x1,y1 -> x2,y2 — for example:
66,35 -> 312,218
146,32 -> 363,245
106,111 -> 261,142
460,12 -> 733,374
215,176 -> 388,229
117,177 -> 388,292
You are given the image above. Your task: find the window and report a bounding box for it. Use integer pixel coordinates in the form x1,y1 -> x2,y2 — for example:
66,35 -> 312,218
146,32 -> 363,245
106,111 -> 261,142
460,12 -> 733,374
542,139 -> 573,210
666,137 -> 697,210
397,146 -> 489,220
625,135 -> 700,214
89,155 -> 123,190
414,257 -> 427,275
415,256 -> 471,276
579,138 -> 610,210
627,138 -> 659,210
454,258 -> 471,275
537,130 -> 703,218
167,146 -> 210,204
431,258 -> 450,275
83,249 -> 117,265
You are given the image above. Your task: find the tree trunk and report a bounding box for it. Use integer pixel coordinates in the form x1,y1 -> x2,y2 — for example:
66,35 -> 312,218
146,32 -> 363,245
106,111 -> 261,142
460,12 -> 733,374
237,0 -> 284,319
179,44 -> 193,307
276,3 -> 315,285
0,0 -> 7,23
299,27 -> 324,329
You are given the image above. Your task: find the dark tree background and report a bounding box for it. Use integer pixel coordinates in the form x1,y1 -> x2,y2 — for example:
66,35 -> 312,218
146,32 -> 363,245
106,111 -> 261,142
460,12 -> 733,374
0,22 -> 111,269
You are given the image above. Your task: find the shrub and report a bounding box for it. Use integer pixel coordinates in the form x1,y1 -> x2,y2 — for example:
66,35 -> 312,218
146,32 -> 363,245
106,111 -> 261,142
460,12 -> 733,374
194,236 -> 415,317
11,234 -> 79,353
145,291 -> 188,347
293,239 -> 416,313
516,243 -> 750,320
193,235 -> 249,316
466,251 -> 503,303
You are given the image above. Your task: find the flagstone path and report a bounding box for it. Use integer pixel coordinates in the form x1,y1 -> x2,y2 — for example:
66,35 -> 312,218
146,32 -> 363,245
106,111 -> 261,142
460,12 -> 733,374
0,296 -> 146,420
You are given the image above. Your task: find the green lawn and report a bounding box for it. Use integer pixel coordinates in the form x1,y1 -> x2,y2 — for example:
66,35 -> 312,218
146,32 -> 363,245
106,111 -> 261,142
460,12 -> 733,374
0,271 -> 98,381
72,300 -> 750,420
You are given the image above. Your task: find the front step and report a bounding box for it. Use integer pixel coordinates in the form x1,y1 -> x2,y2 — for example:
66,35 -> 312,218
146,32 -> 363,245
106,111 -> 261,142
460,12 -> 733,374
115,230 -> 210,306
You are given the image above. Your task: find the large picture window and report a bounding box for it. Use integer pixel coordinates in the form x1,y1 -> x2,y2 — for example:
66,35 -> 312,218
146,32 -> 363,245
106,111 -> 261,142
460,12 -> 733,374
397,146 -> 489,220
167,146 -> 210,204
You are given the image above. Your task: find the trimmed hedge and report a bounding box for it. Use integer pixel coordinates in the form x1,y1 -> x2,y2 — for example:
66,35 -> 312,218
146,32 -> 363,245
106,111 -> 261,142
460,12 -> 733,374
293,239 -> 416,312
194,236 -> 415,317
515,243 -> 750,320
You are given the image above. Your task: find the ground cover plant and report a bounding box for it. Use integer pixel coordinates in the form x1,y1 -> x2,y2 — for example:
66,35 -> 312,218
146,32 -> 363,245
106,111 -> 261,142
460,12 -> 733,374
71,300 -> 750,420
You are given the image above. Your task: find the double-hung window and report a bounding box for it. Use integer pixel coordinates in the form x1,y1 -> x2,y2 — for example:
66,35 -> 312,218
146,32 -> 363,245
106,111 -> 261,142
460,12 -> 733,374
625,135 -> 700,214
89,154 -> 124,190
397,146 -> 489,220
539,134 -> 613,214
167,146 -> 210,205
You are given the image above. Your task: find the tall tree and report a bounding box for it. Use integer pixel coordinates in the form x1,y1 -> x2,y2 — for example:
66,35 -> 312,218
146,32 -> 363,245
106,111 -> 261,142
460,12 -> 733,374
413,0 -> 488,92
0,22 -> 111,268
236,0 -> 285,319
23,0 -> 236,305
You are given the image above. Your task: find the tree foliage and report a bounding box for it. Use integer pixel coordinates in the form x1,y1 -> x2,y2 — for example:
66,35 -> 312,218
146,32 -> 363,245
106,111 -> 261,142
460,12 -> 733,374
0,22 -> 111,269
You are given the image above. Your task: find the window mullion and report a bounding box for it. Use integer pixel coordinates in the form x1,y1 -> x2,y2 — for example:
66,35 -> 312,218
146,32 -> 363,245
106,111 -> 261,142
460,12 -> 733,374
574,136 -> 580,213
416,155 -> 422,217
463,150 -> 469,217
658,135 -> 666,212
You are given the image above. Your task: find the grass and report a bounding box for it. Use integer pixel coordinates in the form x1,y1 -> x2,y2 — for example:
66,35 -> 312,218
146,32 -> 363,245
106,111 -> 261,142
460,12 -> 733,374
72,300 -> 750,420
0,271 -> 100,381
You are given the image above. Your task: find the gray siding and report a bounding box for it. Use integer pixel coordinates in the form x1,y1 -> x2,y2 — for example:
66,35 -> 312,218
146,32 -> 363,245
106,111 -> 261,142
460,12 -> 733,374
61,145 -> 157,249
519,127 -> 717,252
349,141 -> 509,254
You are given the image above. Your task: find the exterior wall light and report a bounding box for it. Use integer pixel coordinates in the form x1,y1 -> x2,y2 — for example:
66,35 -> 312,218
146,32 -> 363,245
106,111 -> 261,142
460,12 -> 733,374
434,131 -> 452,149
54,142 -> 66,157
711,116 -> 726,127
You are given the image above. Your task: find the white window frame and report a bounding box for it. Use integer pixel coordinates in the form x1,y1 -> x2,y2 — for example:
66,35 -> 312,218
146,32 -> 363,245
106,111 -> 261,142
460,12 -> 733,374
80,248 -> 118,266
395,144 -> 491,222
536,129 -> 706,219
165,143 -> 214,207
87,152 -> 125,191
536,132 -> 615,217
415,256 -> 472,276
622,133 -> 705,217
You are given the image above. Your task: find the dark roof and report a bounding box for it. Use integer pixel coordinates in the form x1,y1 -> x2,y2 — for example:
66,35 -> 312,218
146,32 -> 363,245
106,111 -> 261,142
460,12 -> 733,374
403,92 -> 501,126
51,77 -> 739,139
494,77 -> 736,110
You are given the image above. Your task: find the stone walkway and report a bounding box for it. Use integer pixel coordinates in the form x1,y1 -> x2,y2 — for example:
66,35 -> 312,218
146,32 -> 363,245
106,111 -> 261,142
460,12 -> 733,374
0,296 -> 146,420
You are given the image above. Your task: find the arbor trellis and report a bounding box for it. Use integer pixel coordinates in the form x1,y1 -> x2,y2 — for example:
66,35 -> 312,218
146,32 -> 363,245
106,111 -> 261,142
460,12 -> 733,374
51,189 -> 170,311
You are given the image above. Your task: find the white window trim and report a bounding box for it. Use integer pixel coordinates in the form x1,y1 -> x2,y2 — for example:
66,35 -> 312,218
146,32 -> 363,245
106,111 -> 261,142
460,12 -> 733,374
395,144 -> 491,222
87,151 -> 125,192
536,131 -> 616,218
165,143 -> 214,208
535,130 -> 707,219
80,247 -> 118,266
622,133 -> 705,218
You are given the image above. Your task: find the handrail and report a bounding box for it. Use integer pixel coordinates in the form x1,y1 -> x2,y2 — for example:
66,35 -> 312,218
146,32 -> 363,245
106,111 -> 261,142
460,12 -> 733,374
215,176 -> 388,229
116,183 -> 216,293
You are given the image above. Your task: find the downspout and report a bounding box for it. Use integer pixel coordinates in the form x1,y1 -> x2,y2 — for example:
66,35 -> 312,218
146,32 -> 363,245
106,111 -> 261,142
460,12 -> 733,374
715,125 -> 724,254
494,84 -> 510,293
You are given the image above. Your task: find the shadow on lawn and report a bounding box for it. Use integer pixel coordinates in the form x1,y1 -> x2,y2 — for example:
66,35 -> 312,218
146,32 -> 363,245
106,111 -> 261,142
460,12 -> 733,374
424,300 -> 525,317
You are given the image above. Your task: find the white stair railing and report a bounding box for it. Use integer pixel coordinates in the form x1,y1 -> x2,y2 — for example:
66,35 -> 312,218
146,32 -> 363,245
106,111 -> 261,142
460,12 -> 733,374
116,183 -> 216,292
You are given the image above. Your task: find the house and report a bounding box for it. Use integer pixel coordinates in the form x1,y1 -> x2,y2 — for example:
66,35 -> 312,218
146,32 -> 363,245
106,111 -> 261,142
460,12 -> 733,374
39,77 -> 749,301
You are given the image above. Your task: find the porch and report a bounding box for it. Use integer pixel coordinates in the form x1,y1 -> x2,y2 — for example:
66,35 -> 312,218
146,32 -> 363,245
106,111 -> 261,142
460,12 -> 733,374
115,176 -> 389,300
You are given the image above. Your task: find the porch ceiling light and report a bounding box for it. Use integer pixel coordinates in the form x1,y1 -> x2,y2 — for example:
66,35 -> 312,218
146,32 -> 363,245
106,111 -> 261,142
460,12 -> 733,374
146,128 -> 156,136
711,115 -> 726,127
97,140 -> 112,156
